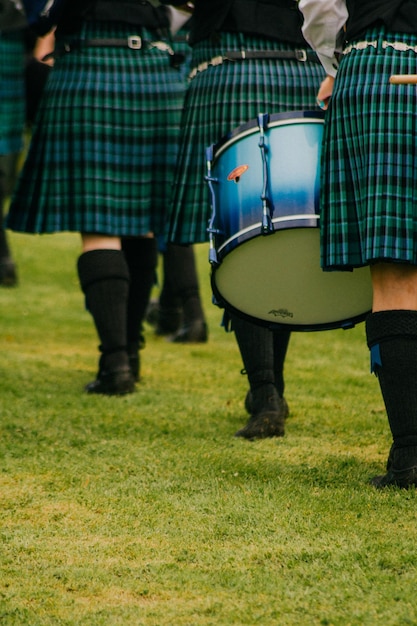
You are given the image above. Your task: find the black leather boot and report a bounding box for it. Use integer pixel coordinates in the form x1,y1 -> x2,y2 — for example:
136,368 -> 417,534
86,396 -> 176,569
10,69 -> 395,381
78,249 -> 134,395
122,237 -> 158,379
366,311 -> 417,488
233,315 -> 289,439
85,347 -> 135,395
370,444 -> 417,489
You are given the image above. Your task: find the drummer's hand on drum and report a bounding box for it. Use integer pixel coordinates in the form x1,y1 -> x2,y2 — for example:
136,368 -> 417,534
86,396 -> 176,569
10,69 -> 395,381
316,76 -> 334,111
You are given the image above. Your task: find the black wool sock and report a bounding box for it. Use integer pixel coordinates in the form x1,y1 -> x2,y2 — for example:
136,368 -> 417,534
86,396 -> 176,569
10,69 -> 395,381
164,243 -> 205,325
0,226 -> 11,259
77,249 -> 130,370
0,185 -> 10,259
159,245 -> 182,312
0,153 -> 19,259
122,237 -> 158,348
366,310 -> 417,468
272,329 -> 291,397
232,314 -> 279,412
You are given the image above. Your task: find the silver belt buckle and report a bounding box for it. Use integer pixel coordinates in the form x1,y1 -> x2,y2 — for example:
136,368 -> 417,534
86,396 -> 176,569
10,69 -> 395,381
296,49 -> 307,62
128,36 -> 142,50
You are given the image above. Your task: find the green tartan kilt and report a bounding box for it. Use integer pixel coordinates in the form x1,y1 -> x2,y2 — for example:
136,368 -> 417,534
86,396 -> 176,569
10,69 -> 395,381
320,27 -> 417,270
0,31 -> 26,156
7,21 -> 188,237
167,31 -> 325,244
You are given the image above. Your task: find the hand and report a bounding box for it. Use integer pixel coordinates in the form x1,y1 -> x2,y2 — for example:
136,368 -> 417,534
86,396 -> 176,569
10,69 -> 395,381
33,30 -> 56,66
177,2 -> 194,13
316,75 -> 335,110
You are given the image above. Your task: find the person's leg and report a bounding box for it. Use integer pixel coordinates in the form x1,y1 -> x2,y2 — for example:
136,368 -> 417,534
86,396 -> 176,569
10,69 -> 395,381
366,263 -> 417,488
166,244 -> 208,343
272,329 -> 291,398
156,274 -> 183,334
153,243 -> 183,336
0,154 -> 18,286
244,328 -> 291,411
232,315 -> 289,439
77,234 -> 134,395
122,236 -> 158,381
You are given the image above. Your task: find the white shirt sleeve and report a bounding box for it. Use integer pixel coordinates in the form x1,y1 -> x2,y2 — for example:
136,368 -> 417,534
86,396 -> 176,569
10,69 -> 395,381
298,0 -> 348,77
165,5 -> 192,35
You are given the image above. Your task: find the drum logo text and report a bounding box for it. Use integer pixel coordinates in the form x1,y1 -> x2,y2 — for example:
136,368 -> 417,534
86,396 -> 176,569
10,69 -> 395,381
268,309 -> 294,319
227,165 -> 249,183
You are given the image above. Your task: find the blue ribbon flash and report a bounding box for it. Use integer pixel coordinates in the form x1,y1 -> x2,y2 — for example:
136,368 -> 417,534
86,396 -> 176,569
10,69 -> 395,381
370,343 -> 382,375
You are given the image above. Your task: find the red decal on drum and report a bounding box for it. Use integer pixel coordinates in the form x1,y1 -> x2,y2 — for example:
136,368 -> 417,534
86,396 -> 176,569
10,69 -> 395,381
227,165 -> 249,182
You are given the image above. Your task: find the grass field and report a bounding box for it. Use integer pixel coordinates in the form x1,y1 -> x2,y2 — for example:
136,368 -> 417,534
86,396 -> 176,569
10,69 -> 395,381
1,232 -> 417,625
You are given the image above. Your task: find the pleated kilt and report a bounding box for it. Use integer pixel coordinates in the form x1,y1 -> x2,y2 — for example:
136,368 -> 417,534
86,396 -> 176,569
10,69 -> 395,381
167,31 -> 325,244
7,21 -> 188,236
0,31 -> 26,156
320,27 -> 417,270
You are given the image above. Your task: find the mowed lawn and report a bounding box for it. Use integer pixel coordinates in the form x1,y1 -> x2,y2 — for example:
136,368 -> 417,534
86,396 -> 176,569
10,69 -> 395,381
1,232 -> 416,626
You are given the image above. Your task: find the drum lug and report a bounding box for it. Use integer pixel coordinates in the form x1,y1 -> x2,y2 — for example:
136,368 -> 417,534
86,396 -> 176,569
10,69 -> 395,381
261,212 -> 273,235
257,115 -> 274,235
208,246 -> 218,265
206,144 -> 221,265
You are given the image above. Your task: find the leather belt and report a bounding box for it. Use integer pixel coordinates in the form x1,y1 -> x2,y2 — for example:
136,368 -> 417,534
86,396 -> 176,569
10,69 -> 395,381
343,39 -> 417,55
52,36 -> 175,58
189,49 -> 320,80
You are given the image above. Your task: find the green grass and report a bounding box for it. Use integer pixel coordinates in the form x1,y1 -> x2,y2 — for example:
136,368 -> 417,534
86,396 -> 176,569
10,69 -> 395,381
1,232 -> 417,625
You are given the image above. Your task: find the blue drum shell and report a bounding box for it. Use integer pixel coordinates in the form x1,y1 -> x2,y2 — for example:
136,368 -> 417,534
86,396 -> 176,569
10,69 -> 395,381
211,110 -> 323,257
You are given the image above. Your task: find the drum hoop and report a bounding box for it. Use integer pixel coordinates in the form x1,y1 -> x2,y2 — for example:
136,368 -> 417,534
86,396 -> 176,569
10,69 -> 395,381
217,214 -> 320,254
213,110 -> 325,161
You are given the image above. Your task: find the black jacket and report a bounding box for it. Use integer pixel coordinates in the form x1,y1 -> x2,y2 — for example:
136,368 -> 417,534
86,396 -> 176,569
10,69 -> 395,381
89,0 -> 169,29
59,0 -> 169,34
346,0 -> 417,40
187,0 -> 307,46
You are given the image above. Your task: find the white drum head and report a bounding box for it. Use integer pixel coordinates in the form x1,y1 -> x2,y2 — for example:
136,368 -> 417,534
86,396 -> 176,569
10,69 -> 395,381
212,227 -> 372,330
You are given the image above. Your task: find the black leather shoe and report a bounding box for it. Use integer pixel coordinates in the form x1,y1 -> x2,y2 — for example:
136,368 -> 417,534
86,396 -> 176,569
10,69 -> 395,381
156,307 -> 183,335
244,390 -> 289,419
145,300 -> 159,326
370,466 -> 417,489
127,341 -> 141,382
85,366 -> 135,395
171,320 -> 208,343
0,257 -> 17,287
128,353 -> 140,382
234,409 -> 286,440
371,444 -> 417,488
237,392 -> 288,439
146,300 -> 183,335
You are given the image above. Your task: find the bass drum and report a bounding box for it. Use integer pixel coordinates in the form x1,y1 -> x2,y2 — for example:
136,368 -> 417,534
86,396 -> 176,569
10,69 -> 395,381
207,111 -> 372,331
